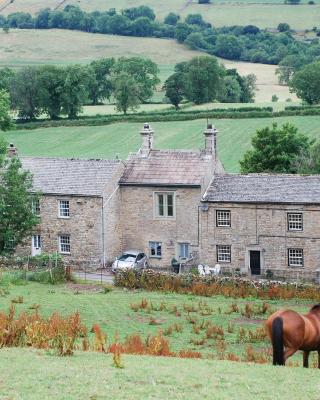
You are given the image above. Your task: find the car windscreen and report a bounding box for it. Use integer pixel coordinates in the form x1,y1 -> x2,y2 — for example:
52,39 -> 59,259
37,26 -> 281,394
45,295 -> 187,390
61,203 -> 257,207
118,254 -> 136,262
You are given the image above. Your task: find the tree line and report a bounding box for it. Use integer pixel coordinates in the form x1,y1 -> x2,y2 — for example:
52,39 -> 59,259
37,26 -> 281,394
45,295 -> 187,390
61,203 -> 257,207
1,5 -> 319,66
0,56 -> 256,120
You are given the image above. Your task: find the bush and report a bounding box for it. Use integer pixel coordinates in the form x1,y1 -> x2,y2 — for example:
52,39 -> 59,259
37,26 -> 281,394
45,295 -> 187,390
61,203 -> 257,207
27,264 -> 67,284
114,269 -> 320,301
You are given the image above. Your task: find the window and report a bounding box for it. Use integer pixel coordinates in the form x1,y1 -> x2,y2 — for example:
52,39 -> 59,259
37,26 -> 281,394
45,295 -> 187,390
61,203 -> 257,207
59,200 -> 70,218
59,235 -> 71,254
149,241 -> 162,258
179,243 -> 189,259
155,192 -> 175,218
32,235 -> 41,249
217,245 -> 231,263
32,199 -> 40,216
288,248 -> 303,267
288,213 -> 303,231
216,210 -> 231,227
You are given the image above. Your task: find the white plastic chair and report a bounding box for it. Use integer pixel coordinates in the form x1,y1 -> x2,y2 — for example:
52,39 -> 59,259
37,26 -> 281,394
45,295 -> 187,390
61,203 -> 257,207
198,264 -> 206,276
204,265 -> 211,275
212,264 -> 221,276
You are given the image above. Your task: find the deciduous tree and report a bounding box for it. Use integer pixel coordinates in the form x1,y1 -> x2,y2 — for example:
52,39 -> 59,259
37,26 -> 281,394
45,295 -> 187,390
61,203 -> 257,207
240,123 -> 312,173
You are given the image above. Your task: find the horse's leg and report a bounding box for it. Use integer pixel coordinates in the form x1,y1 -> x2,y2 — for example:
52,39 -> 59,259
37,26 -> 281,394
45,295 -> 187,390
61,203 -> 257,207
318,351 -> 320,369
284,347 -> 298,364
303,351 -> 309,368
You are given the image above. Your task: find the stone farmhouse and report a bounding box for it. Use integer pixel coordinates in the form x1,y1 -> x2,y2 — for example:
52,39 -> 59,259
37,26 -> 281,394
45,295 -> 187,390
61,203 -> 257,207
11,123 -> 320,278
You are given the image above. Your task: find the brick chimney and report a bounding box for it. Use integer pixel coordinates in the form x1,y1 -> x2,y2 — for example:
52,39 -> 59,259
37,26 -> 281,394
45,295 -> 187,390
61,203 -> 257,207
140,123 -> 154,156
204,123 -> 218,158
7,143 -> 17,158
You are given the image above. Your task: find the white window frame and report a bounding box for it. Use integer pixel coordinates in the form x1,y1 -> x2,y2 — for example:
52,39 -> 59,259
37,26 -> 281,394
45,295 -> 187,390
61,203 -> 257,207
179,243 -> 189,259
59,235 -> 71,254
154,192 -> 175,219
32,234 -> 41,249
149,241 -> 162,258
216,210 -> 231,227
288,248 -> 303,267
287,213 -> 303,231
59,200 -> 70,218
32,198 -> 40,216
217,245 -> 231,263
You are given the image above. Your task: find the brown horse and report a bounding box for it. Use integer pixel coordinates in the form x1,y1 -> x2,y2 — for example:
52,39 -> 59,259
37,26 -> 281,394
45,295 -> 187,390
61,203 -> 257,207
266,304 -> 320,368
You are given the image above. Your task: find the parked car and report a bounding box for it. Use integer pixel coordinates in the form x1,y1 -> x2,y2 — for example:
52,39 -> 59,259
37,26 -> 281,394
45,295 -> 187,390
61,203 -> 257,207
111,250 -> 148,273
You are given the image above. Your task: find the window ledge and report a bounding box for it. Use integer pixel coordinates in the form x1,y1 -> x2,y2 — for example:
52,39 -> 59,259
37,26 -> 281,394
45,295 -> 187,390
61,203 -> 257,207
58,216 -> 70,219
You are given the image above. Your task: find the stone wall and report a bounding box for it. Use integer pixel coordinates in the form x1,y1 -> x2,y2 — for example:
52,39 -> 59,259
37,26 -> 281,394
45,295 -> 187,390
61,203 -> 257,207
119,186 -> 202,268
200,202 -> 320,275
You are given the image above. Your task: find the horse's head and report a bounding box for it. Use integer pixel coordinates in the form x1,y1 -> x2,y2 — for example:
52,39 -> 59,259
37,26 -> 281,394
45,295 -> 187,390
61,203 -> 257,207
310,304 -> 320,316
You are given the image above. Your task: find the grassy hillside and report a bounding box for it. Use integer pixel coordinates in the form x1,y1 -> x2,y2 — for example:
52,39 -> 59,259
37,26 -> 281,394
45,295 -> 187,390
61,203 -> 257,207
0,30 -> 294,102
1,0 -> 320,29
1,348 -> 320,400
3,116 -> 320,172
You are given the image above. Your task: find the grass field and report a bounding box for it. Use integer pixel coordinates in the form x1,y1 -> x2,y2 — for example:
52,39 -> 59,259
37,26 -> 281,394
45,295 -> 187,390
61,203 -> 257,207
1,0 -> 320,29
3,116 -> 319,172
0,29 -> 294,103
0,281 -> 313,357
1,348 -> 320,400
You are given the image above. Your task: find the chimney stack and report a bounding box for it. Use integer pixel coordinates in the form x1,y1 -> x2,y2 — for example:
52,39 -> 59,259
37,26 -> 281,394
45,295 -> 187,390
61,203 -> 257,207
140,123 -> 154,156
7,143 -> 17,158
204,123 -> 218,158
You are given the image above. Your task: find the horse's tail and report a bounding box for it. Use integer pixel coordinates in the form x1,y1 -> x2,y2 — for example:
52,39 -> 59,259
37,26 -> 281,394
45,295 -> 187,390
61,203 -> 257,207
272,316 -> 284,366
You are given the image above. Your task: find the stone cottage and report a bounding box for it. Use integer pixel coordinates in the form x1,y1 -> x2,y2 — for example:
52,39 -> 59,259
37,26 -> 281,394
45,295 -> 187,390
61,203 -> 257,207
16,150 -> 123,266
118,123 -> 224,268
200,174 -> 320,278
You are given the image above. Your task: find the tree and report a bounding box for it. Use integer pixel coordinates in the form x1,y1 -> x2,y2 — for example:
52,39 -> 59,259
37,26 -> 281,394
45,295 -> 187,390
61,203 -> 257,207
0,67 -> 15,92
278,22 -> 290,32
221,76 -> 241,102
215,35 -> 243,60
111,72 -> 140,114
183,56 -> 225,104
174,22 -> 192,43
289,61 -> 320,104
87,58 -> 115,105
164,13 -> 180,26
240,123 -> 312,173
239,74 -> 256,103
10,67 -> 41,120
294,142 -> 320,174
112,57 -> 160,103
0,145 -> 39,255
184,32 -> 209,50
185,14 -> 206,27
35,8 -> 50,29
37,65 -> 65,119
163,72 -> 185,109
61,65 -> 90,119
131,17 -> 154,37
0,90 -> 12,131
122,6 -> 155,21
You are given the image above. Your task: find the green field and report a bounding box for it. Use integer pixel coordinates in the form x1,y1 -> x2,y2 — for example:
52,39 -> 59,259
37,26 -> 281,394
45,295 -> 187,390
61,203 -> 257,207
3,116 -> 320,172
1,348 -> 320,400
0,29 -> 293,102
1,0 -> 320,29
0,281 -> 319,399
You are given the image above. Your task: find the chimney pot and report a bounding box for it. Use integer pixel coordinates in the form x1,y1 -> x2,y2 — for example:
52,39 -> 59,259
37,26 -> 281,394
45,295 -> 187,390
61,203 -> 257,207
7,143 -> 17,158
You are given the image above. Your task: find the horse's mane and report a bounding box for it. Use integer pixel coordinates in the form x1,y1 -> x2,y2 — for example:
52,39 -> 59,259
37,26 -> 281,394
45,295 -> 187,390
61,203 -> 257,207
310,304 -> 320,312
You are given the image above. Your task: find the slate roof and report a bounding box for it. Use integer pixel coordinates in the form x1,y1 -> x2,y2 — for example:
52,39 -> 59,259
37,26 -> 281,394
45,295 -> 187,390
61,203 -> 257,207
21,157 -> 120,196
119,150 -> 213,187
203,174 -> 320,204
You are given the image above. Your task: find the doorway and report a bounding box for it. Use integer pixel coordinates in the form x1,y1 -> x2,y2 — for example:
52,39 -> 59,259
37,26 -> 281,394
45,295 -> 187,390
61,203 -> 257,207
250,250 -> 261,275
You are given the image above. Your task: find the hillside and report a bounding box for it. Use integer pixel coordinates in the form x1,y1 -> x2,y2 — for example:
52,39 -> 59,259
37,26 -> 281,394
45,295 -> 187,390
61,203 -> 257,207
0,29 -> 294,102
3,116 -> 320,172
1,348 -> 319,399
1,0 -> 320,29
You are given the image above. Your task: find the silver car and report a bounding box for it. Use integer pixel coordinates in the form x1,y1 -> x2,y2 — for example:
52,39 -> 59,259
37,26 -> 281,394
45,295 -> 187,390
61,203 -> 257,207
111,250 -> 148,273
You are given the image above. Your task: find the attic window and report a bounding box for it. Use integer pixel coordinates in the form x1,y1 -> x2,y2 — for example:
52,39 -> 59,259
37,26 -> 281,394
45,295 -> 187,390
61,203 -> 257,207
154,192 -> 175,219
216,210 -> 231,227
59,200 -> 70,218
288,213 -> 303,231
